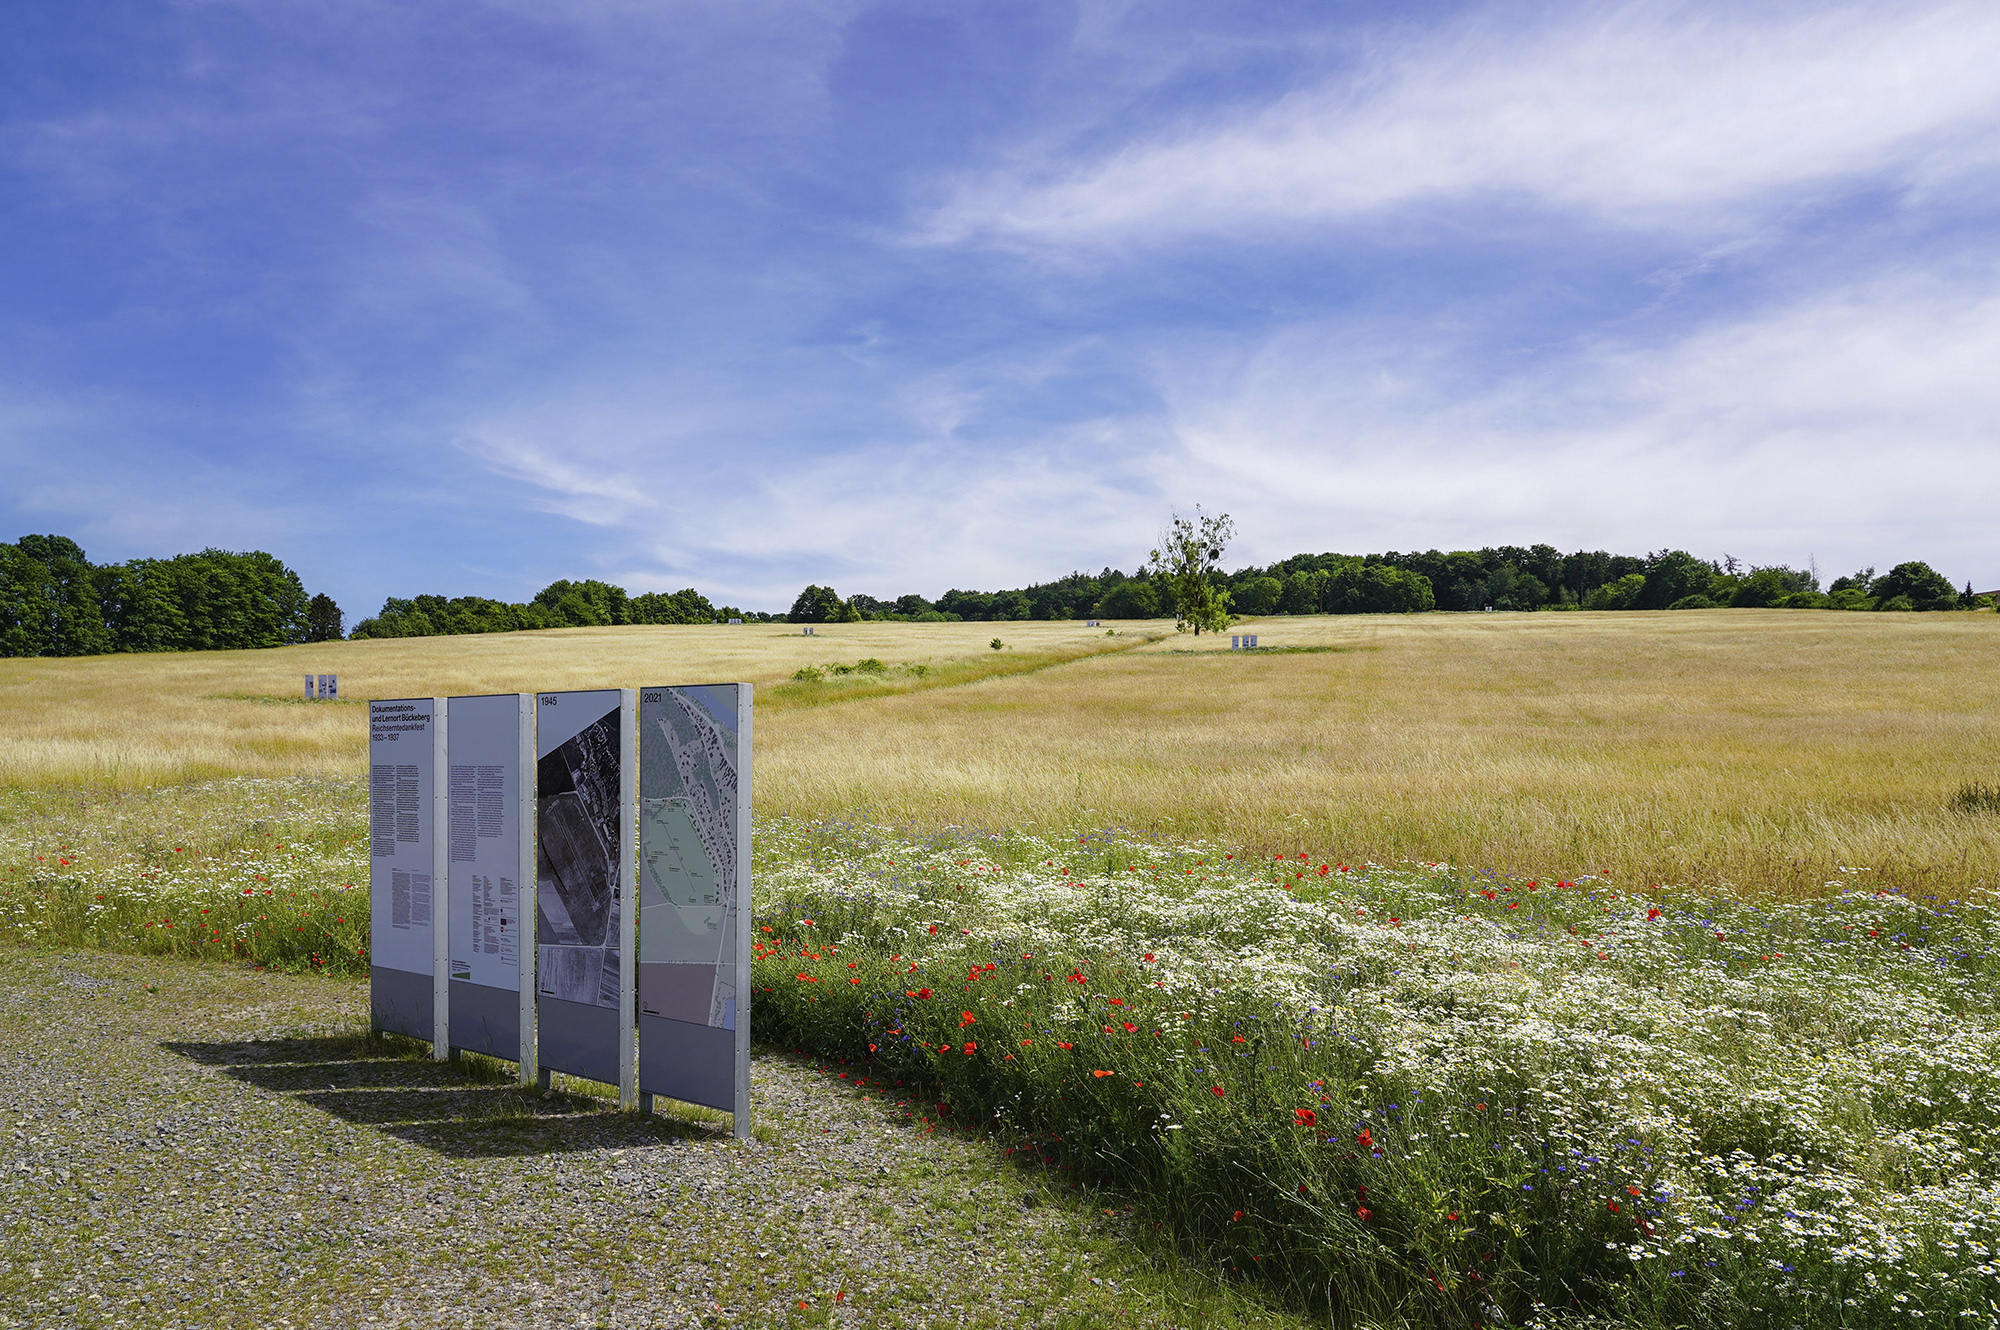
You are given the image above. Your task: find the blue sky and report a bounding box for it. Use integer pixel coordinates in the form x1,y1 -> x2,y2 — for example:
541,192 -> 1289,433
4,0 -> 1997,616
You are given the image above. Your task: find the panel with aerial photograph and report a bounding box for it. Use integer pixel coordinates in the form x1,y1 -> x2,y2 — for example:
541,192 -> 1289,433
534,689 -> 627,1086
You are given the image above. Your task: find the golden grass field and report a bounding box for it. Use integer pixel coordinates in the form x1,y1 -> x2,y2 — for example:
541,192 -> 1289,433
4,610 -> 1997,898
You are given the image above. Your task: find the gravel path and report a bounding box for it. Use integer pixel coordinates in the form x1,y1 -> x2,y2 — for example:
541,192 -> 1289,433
0,949 -> 1298,1330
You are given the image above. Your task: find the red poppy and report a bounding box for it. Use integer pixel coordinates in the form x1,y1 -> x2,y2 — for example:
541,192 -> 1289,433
914,987 -> 932,999
1057,1041 -> 1074,1049
1092,1070 -> 1113,1078
1357,1127 -> 1373,1148
1607,1200 -> 1620,1212
1231,1210 -> 1244,1222
1356,1207 -> 1372,1220
960,1010 -> 976,1026
962,1042 -> 976,1054
1293,1108 -> 1317,1127
1122,1022 -> 1138,1033
1211,1086 -> 1226,1097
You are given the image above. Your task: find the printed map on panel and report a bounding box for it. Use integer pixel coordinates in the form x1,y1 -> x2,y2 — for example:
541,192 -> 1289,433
638,686 -> 739,1030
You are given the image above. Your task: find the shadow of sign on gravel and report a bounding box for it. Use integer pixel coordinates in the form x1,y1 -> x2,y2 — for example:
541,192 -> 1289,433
162,1037 -> 727,1158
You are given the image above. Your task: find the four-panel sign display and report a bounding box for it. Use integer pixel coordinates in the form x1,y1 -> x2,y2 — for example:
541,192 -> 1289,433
368,683 -> 751,1136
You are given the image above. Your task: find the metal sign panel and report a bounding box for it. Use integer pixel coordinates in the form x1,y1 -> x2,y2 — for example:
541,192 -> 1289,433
368,697 -> 448,1051
534,689 -> 633,1096
447,694 -> 534,1070
638,683 -> 751,1133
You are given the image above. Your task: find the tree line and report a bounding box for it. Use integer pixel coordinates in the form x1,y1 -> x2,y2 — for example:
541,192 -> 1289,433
787,545 -> 1989,623
5,529 -> 1985,659
0,535 -> 334,657
348,580 -> 754,638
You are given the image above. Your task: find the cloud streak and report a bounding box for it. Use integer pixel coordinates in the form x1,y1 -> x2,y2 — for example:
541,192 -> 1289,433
926,2 -> 2000,246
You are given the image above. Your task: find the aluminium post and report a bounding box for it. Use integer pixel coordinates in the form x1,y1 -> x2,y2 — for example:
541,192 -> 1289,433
734,682 -> 754,1141
618,687 -> 638,1110
516,692 -> 539,1086
430,697 -> 450,1060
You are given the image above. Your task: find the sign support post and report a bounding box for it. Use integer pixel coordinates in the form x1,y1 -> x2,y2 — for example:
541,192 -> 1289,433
618,687 -> 638,1111
516,692 -> 539,1086
430,697 -> 450,1059
734,682 -> 753,1142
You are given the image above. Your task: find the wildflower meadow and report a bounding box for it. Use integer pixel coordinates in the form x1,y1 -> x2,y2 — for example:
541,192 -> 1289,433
0,777 -> 369,973
4,778 -> 1995,1327
748,820 -> 2000,1328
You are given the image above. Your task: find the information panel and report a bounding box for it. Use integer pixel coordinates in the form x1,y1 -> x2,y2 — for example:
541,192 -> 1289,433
447,694 -> 534,1069
638,683 -> 751,1126
534,689 -> 633,1091
369,697 -> 447,1046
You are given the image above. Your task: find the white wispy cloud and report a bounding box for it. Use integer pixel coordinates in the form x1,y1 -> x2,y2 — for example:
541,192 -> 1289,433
1152,260 -> 2000,581
925,1 -> 2000,246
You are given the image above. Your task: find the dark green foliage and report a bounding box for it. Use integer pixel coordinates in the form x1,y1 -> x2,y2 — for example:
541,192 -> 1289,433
1868,561 -> 1959,611
349,594 -> 551,639
1096,578 -> 1163,619
1234,576 -> 1282,615
629,587 -> 717,624
1725,567 -> 1818,608
1667,595 -> 1720,610
305,593 -> 344,642
1,536 -> 312,656
1634,551 -> 1714,610
2,535 -> 112,656
789,584 -> 844,623
936,587 -> 993,620
1321,562 -> 1435,614
532,577 -> 630,626
1277,569 -> 1326,613
351,580 -> 738,640
1481,563 -> 1550,611
1583,573 -> 1647,610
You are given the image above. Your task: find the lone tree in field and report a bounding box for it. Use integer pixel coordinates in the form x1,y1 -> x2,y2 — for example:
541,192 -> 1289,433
1146,507 -> 1236,635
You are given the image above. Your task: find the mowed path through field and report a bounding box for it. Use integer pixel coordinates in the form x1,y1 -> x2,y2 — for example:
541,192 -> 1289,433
4,610 -> 1996,897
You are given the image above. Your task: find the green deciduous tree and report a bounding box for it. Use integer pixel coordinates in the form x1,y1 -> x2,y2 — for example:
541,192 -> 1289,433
1322,562 -> 1435,614
1868,561 -> 1959,611
1634,550 -> 1715,610
1145,508 -> 1236,635
1234,575 -> 1282,615
788,585 -> 844,623
1095,579 -> 1162,619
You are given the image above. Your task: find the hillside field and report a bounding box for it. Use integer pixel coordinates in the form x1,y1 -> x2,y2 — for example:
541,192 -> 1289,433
6,608 -> 1998,1328
2,609 -> 1996,897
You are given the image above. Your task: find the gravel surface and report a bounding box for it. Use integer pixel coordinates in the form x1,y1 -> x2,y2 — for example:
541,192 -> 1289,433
0,950 -> 1300,1330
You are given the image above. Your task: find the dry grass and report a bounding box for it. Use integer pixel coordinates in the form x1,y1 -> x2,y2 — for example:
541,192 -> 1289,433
5,609 -> 1998,897
0,619 -> 1147,788
757,609 -> 2000,899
